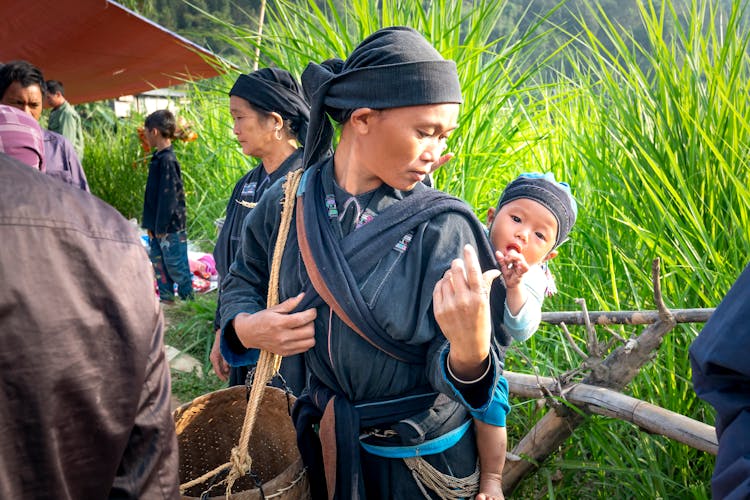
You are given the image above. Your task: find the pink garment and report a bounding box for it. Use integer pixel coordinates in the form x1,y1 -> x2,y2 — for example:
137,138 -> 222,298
197,254 -> 216,276
0,105 -> 45,171
188,254 -> 217,279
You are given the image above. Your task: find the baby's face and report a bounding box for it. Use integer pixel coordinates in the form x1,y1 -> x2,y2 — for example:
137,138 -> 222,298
488,198 -> 558,266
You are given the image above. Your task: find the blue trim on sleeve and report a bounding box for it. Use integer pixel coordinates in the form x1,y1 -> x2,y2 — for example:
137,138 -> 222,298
360,419 -> 471,458
439,343 -> 510,426
221,344 -> 260,367
219,316 -> 261,367
479,377 -> 511,426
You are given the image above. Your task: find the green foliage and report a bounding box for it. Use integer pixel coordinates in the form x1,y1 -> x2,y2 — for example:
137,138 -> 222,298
82,85 -> 253,250
83,0 -> 750,496
117,0 -> 259,60
83,106 -> 150,220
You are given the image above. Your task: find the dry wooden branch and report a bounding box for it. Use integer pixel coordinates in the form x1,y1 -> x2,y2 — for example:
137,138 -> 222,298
560,322 -> 588,360
503,371 -> 717,455
575,298 -> 599,356
503,259 -> 683,494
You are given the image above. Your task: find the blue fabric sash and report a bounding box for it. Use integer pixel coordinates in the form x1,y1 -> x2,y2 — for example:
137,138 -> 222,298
359,419 -> 471,458
292,377 -> 443,500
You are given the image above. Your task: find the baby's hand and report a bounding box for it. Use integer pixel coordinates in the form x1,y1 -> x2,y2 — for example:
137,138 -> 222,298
495,249 -> 529,289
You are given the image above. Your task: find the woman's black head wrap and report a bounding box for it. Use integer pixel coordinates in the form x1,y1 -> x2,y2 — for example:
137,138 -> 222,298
301,26 -> 463,168
229,67 -> 311,145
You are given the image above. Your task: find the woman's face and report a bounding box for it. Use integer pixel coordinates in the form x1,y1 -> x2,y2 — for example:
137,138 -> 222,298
229,96 -> 275,157
353,103 -> 459,192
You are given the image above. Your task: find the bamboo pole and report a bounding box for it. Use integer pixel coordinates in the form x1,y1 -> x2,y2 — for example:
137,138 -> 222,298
253,0 -> 266,71
541,308 -> 714,325
504,371 -> 718,454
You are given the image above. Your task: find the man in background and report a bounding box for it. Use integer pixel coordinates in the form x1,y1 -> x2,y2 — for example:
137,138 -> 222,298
0,60 -> 89,191
45,79 -> 85,159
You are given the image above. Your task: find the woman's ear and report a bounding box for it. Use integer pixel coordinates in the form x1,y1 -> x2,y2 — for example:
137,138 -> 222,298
349,108 -> 376,134
269,111 -> 284,130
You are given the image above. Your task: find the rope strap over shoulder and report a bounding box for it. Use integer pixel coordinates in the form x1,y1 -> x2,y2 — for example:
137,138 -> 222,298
178,169 -> 305,497
225,168 -> 304,495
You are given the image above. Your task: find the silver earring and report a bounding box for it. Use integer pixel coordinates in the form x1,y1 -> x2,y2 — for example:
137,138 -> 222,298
274,127 -> 282,141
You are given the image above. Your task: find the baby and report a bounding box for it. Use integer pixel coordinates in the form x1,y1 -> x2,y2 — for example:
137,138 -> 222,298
477,172 -> 577,499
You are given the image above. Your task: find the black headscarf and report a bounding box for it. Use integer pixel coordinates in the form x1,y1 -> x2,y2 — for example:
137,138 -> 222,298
229,67 -> 311,145
301,26 -> 463,168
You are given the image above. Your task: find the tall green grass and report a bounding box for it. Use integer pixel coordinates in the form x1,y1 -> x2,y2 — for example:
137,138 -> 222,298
84,107 -> 150,220
502,0 -> 748,497
161,295 -> 227,402
82,0 -> 750,496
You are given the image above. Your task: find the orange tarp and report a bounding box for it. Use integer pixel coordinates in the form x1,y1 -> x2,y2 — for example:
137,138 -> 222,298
0,0 -> 227,104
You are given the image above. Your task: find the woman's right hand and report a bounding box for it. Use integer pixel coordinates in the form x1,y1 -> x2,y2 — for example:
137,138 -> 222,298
430,152 -> 454,173
232,293 -> 317,356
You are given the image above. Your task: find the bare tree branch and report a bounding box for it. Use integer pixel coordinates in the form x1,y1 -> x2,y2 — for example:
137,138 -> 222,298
575,298 -> 599,356
560,322 -> 588,360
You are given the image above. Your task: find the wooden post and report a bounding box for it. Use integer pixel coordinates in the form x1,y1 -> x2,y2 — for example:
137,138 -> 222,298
254,0 -> 266,71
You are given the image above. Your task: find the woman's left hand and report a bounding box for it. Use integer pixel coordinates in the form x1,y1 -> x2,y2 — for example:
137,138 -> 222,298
433,244 -> 500,380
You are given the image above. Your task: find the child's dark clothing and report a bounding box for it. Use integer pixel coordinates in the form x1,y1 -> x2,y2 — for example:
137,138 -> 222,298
141,145 -> 193,301
142,146 -> 186,234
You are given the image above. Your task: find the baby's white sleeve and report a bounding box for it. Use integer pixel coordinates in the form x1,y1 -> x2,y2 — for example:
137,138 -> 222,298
503,265 -> 547,342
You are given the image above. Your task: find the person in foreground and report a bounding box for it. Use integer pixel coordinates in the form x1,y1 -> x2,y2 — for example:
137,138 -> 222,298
690,264 -> 750,500
210,67 -> 310,391
141,109 -> 194,304
0,104 -> 179,499
219,26 -> 510,499
465,172 -> 577,499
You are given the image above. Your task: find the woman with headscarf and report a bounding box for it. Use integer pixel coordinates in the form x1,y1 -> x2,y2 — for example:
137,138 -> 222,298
210,68 -> 310,392
219,27 -> 511,498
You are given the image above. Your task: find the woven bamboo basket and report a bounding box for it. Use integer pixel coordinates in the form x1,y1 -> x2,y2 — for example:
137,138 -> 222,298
173,385 -> 309,499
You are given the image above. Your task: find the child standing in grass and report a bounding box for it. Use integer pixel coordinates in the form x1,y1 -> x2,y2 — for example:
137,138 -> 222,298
477,172 -> 577,499
141,109 -> 193,304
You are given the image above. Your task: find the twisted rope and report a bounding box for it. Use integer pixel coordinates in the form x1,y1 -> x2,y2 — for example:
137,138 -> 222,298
225,168 -> 303,496
178,169 -> 304,497
403,456 -> 480,500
